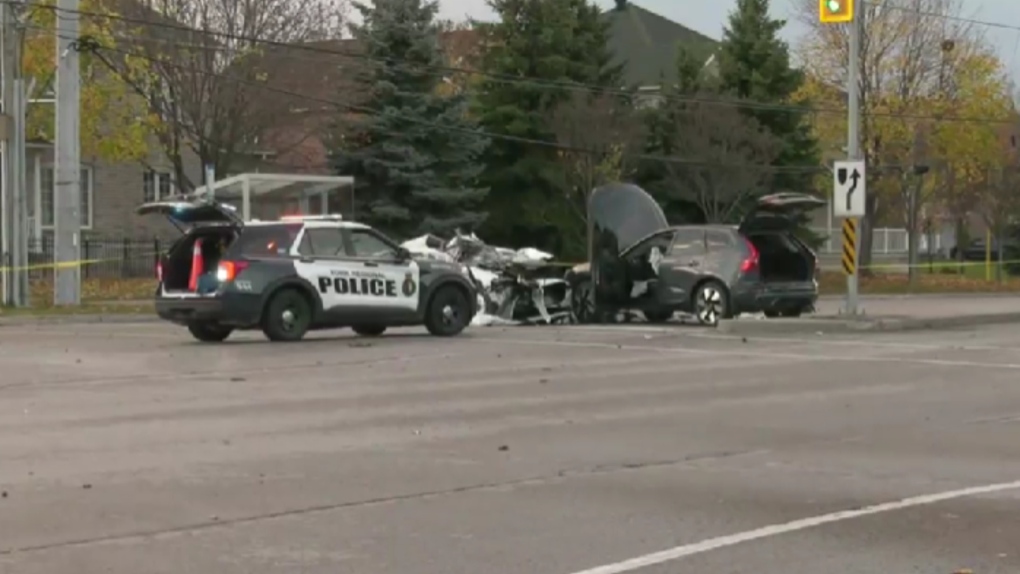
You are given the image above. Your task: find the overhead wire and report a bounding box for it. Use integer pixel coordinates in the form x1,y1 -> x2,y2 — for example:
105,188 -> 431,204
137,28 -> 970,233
8,0 -> 1017,126
17,0 -> 1020,175
34,26 -> 825,174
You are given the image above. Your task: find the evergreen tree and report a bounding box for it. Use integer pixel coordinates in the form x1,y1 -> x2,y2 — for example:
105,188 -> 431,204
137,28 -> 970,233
715,0 -> 819,193
333,0 -> 489,238
471,0 -> 622,250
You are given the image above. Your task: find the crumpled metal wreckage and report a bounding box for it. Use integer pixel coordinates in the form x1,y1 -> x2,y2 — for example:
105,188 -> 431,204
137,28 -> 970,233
400,231 -> 573,326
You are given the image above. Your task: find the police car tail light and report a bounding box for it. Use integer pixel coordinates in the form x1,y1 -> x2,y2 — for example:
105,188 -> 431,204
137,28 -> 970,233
217,260 -> 249,282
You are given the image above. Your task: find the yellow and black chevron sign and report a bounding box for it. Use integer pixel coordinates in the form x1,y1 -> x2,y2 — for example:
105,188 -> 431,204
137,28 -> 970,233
841,218 -> 857,275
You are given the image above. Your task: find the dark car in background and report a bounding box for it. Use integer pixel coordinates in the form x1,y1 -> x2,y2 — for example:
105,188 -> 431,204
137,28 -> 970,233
567,183 -> 825,326
950,238 -> 1020,262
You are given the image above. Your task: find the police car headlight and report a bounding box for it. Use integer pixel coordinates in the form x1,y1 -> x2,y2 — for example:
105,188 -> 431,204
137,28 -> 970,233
215,267 -> 229,282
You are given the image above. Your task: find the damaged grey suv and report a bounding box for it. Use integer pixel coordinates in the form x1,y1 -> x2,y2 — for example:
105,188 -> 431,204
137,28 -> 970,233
567,183 -> 824,326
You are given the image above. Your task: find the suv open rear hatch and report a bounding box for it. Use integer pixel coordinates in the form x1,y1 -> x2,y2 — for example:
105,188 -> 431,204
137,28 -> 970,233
739,192 -> 825,233
136,196 -> 244,233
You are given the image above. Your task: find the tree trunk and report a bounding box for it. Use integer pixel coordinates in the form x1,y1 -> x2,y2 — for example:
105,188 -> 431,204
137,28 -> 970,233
907,178 -> 920,287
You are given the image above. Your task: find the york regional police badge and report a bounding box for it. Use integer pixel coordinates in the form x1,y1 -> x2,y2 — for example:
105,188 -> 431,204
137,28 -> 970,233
402,273 -> 417,296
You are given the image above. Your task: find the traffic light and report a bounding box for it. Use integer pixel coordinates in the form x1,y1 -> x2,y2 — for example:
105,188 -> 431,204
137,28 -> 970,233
819,0 -> 853,23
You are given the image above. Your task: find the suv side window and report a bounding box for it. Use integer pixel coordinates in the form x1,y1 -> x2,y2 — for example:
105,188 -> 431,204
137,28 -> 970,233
298,228 -> 346,257
671,228 -> 706,256
347,229 -> 399,259
705,230 -> 734,250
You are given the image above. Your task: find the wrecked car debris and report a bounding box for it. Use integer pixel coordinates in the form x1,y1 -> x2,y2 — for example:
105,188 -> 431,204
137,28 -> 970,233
401,231 -> 572,326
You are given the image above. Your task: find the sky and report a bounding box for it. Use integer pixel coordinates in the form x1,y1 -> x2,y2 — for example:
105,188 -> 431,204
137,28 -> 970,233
430,0 -> 1020,79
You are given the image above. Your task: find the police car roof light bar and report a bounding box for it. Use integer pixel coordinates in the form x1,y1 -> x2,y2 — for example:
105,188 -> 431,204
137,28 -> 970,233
280,214 -> 344,221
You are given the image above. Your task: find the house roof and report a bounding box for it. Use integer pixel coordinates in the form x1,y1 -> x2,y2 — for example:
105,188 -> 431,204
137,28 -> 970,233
601,0 -> 719,87
237,31 -> 481,172
244,4 -> 714,170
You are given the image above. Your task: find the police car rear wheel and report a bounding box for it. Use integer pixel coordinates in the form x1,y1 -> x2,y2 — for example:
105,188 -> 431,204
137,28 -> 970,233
425,285 -> 470,336
262,289 -> 312,342
187,322 -> 233,342
352,324 -> 386,337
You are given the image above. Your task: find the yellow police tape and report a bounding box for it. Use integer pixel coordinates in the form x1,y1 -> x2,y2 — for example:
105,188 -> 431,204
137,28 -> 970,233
820,258 -> 1020,272
0,258 -> 109,273
0,253 -> 160,273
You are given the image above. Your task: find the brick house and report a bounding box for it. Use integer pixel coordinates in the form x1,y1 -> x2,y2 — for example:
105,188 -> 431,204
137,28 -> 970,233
22,139 -> 202,246
18,0 -> 206,246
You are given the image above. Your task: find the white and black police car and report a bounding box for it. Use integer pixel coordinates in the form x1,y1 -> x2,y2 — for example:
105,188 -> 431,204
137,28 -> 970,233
137,198 -> 478,342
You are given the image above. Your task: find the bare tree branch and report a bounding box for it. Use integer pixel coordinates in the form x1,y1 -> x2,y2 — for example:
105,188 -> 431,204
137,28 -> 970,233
655,99 -> 780,224
107,0 -> 347,189
549,92 -> 640,246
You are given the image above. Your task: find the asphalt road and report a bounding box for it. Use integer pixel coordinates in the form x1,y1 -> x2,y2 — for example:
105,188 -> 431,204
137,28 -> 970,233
2,320 -> 1020,573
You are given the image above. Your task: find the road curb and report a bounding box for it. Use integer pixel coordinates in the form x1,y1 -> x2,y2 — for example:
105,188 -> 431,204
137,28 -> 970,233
817,292 -> 1020,301
717,311 -> 1020,335
0,314 -> 160,326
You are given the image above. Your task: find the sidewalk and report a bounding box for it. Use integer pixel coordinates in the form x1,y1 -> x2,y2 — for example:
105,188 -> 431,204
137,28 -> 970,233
719,294 -> 1020,335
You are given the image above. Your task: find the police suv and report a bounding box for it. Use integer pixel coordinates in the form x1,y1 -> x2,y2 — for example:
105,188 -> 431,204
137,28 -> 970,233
137,198 -> 478,342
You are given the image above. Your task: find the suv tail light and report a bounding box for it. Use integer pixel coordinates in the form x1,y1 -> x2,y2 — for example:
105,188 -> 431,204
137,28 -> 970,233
216,260 -> 249,282
740,237 -> 759,273
156,260 -> 163,282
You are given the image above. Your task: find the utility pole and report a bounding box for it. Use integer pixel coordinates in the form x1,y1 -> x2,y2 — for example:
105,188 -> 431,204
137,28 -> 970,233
844,7 -> 862,315
54,0 -> 81,305
2,0 -> 28,308
1,1 -> 12,306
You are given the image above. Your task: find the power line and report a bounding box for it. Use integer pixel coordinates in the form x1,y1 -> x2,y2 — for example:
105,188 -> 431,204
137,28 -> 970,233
17,0 -> 1019,126
53,29 -> 827,174
865,0 -> 1020,34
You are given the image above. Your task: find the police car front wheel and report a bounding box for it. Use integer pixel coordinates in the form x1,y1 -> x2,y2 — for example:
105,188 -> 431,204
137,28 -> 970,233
425,284 -> 471,337
262,288 -> 313,342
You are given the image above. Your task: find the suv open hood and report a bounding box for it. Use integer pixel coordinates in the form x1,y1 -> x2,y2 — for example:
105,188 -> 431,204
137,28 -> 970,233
589,183 -> 669,256
739,193 -> 825,233
137,198 -> 243,233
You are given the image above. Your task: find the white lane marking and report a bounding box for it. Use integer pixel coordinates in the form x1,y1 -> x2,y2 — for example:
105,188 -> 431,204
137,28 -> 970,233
474,337 -> 1020,370
565,480 -> 1020,574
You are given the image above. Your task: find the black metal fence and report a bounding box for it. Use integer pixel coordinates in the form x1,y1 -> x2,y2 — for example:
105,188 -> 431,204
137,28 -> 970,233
26,236 -> 166,281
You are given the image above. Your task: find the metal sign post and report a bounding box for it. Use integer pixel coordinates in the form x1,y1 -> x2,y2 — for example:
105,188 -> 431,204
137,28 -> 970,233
833,159 -> 865,314
831,4 -> 865,316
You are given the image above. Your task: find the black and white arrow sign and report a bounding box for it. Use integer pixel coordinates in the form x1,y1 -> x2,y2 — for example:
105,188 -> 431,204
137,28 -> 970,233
833,160 -> 866,217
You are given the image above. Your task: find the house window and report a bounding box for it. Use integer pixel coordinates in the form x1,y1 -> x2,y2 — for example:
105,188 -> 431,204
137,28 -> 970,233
40,166 -> 92,229
143,170 -> 173,202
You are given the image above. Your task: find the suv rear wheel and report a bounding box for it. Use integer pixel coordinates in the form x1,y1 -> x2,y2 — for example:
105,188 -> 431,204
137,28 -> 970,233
262,288 -> 312,342
693,281 -> 729,326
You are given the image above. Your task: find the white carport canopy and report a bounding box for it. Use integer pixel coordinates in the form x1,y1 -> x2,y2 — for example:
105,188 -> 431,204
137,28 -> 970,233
193,173 -> 355,221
